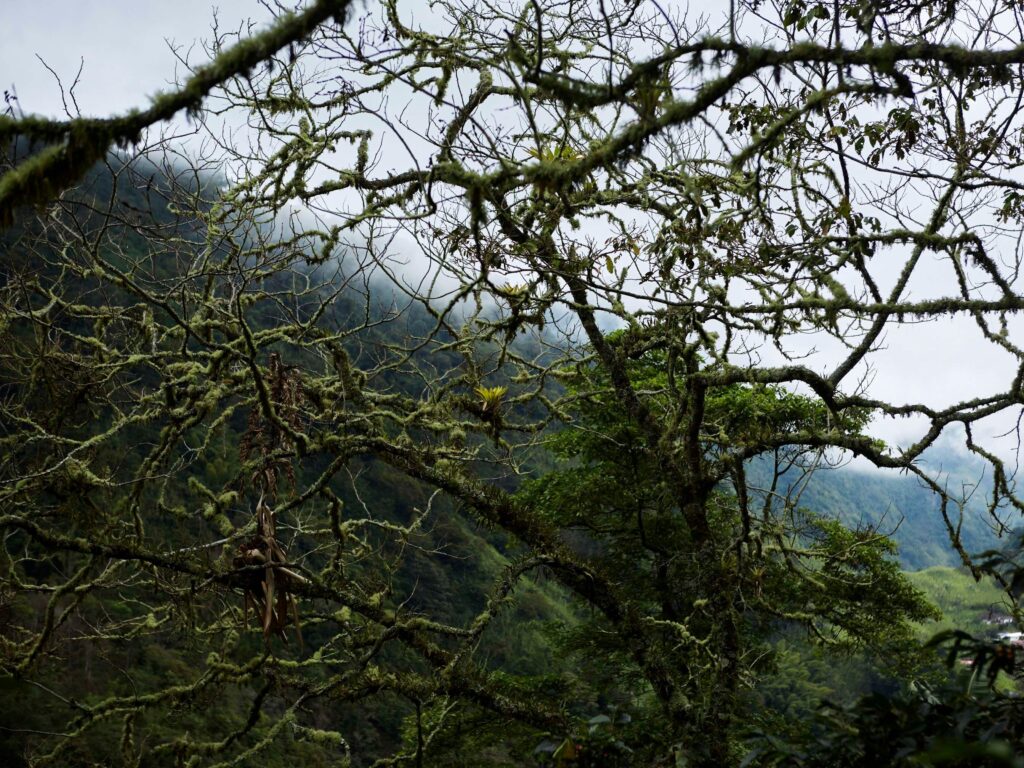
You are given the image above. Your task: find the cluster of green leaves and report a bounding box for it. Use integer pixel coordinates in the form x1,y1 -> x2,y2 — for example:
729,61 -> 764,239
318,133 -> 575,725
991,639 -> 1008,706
748,665 -> 1024,767
516,344 -> 937,761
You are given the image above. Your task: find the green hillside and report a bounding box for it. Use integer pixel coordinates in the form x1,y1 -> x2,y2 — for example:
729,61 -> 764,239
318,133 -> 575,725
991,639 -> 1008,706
907,566 -> 1010,636
757,456 -> 1006,570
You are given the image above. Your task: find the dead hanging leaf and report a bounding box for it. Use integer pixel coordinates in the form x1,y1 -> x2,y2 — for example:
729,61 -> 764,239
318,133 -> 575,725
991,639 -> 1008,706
233,495 -> 304,646
233,354 -> 308,644
239,352 -> 304,500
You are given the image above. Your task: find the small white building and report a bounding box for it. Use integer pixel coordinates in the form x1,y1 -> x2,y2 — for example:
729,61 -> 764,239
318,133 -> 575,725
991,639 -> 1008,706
982,611 -> 1015,626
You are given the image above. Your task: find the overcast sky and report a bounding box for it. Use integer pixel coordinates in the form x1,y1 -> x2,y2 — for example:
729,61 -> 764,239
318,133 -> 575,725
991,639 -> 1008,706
1,1 -> 267,118
4,1 -> 1024,467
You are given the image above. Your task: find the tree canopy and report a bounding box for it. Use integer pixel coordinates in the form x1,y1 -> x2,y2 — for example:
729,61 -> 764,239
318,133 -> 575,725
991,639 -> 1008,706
5,0 -> 1024,765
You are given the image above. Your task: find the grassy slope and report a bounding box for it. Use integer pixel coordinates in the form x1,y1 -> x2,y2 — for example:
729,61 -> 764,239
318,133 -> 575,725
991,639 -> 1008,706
906,566 -> 1010,637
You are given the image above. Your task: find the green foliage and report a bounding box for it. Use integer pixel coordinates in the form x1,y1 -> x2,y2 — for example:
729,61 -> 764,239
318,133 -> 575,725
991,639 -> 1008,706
745,546 -> 1024,765
517,347 -> 937,760
746,670 -> 1024,767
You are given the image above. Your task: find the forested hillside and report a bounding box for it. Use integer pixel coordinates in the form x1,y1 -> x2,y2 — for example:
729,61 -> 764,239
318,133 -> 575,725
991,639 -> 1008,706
0,154 -> 577,765
759,452 -> 1003,570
